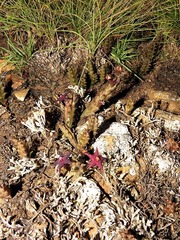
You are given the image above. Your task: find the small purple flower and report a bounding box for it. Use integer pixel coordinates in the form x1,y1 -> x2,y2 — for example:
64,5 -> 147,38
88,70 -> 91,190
57,93 -> 68,104
84,148 -> 105,172
55,152 -> 71,171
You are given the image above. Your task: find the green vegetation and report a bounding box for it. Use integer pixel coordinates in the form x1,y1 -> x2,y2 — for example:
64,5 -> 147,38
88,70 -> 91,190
0,0 -> 179,70
0,0 -> 63,42
110,37 -> 144,81
1,34 -> 35,70
60,0 -> 157,54
155,0 -> 180,39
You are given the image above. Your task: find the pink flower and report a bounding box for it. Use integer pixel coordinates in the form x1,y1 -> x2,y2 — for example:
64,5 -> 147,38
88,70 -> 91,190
84,148 -> 105,172
57,93 -> 68,104
55,152 -> 71,171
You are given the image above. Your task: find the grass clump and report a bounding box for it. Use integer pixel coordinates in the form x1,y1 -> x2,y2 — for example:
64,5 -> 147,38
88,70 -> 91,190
1,34 -> 35,70
0,0 -> 64,42
61,0 -> 158,55
0,0 -> 179,70
155,0 -> 180,39
0,0 -> 64,69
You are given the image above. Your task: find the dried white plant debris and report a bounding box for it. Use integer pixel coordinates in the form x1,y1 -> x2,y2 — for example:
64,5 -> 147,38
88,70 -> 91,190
47,175 -> 121,239
147,145 -> 176,172
22,108 -> 46,135
98,202 -> 117,239
143,121 -> 178,173
67,85 -> 85,97
22,96 -> 50,136
34,95 -> 50,110
0,209 -> 24,239
48,172 -> 158,239
1,78 -> 179,240
7,149 -> 52,183
71,177 -> 101,214
8,157 -> 38,181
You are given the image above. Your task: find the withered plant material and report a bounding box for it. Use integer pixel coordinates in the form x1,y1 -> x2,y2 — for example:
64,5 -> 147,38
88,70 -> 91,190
14,88 -> 29,101
0,185 -> 11,205
0,59 -> 15,74
5,73 -> 24,90
0,82 -> 6,105
165,138 -> 179,152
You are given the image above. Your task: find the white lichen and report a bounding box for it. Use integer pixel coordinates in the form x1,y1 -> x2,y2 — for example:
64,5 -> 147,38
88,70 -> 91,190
22,96 -> 50,136
22,108 -> 46,135
8,157 -> 37,181
67,85 -> 85,98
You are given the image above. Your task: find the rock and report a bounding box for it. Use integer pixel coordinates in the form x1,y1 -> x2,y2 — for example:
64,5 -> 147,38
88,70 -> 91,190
93,122 -> 139,176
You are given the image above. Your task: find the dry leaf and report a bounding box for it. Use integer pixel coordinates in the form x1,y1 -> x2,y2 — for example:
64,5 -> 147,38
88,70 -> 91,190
14,88 -> 29,101
26,200 -> 37,218
163,199 -> 176,215
0,59 -> 15,74
5,74 -> 24,89
116,165 -> 138,183
0,82 -> 6,105
165,138 -> 179,152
